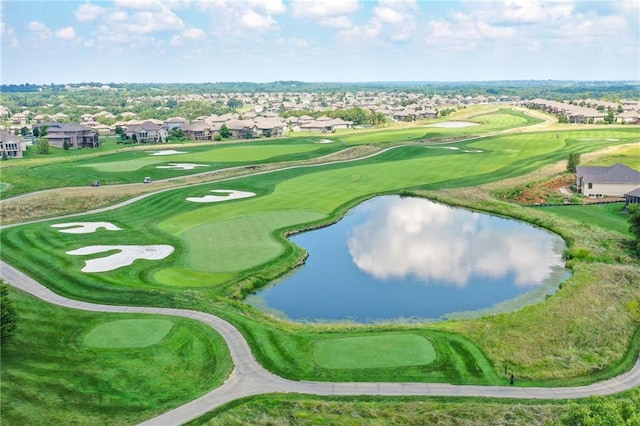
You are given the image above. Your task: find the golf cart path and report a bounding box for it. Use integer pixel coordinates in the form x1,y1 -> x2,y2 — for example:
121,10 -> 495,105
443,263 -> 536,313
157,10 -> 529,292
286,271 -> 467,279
2,260 -> 639,426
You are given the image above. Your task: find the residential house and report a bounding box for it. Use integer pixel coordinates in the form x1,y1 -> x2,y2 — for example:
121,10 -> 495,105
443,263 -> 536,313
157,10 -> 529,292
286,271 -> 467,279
163,117 -> 188,131
576,163 -> 640,198
254,117 -> 286,137
225,119 -> 258,138
182,121 -> 218,141
45,123 -> 100,149
0,130 -> 27,158
125,121 -> 167,143
616,111 -> 640,125
625,188 -> 640,205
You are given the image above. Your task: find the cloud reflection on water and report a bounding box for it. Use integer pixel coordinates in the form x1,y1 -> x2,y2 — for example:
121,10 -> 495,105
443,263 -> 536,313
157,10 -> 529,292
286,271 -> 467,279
347,198 -> 564,287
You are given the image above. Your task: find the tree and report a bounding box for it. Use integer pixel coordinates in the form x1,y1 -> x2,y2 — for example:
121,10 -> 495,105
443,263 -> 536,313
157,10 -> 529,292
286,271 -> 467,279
226,98 -> 244,109
604,109 -> 615,124
1,284 -> 18,345
63,140 -> 70,150
219,124 -> 231,138
32,126 -> 40,138
566,152 -> 581,173
20,126 -> 28,137
37,138 -> 50,154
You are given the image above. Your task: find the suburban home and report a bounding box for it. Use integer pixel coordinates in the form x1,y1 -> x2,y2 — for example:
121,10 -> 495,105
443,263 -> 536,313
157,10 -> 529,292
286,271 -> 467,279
616,111 -> 640,124
0,130 -> 27,158
254,117 -> 286,137
225,119 -> 258,138
163,117 -> 188,131
576,163 -> 640,198
181,121 -> 216,141
125,121 -> 167,143
625,188 -> 640,205
45,123 -> 100,149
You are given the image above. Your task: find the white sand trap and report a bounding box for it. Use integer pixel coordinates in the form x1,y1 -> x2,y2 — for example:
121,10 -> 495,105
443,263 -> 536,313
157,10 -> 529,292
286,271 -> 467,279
66,245 -> 174,272
462,149 -> 483,153
186,189 -> 256,203
605,138 -> 620,141
427,121 -> 478,128
317,139 -> 334,144
156,163 -> 209,170
147,150 -> 187,156
52,222 -> 122,234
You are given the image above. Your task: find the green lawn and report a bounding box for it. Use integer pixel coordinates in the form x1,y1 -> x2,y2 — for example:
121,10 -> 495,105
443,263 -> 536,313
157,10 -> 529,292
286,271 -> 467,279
541,203 -> 631,236
83,318 -> 175,348
0,287 -> 233,425
314,334 -> 437,369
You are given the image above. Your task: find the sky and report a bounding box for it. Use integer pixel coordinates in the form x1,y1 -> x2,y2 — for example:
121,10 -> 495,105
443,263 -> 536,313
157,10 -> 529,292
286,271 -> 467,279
1,0 -> 638,84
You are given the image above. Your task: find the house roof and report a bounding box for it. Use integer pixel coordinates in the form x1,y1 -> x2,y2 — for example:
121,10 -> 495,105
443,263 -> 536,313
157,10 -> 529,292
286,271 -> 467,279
577,163 -> 640,184
625,187 -> 640,197
182,121 -> 212,132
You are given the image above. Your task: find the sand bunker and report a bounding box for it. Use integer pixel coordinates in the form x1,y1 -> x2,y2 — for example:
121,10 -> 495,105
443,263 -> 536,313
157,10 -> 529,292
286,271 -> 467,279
427,121 -> 478,128
52,222 -> 122,234
66,245 -> 174,272
427,146 -> 483,153
156,163 -> 209,170
317,139 -> 334,144
186,189 -> 256,203
147,150 -> 187,156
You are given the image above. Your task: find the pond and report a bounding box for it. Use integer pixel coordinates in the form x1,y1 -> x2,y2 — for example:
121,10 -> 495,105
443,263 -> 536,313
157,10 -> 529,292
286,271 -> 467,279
246,196 -> 569,324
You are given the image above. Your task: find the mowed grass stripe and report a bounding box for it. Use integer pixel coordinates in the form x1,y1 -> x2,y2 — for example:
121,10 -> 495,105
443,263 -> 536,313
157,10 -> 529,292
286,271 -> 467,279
315,335 -> 437,369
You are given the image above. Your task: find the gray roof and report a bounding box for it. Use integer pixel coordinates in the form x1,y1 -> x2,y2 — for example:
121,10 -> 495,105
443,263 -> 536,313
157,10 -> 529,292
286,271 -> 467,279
626,187 -> 640,197
576,163 -> 640,184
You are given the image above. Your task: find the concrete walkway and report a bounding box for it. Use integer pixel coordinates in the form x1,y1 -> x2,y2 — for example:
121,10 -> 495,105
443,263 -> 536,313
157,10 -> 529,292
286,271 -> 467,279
2,260 -> 639,426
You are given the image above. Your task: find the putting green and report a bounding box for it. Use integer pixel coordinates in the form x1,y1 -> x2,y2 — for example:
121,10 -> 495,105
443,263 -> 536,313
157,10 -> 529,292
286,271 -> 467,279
83,319 -> 174,348
315,334 -> 437,369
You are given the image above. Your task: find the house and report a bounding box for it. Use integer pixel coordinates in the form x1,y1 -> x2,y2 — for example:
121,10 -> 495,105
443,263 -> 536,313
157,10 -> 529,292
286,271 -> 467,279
254,117 -> 286,137
625,188 -> 640,205
163,117 -> 188,131
576,163 -> 640,198
616,111 -> 640,125
45,123 -> 100,149
125,121 -> 167,143
182,121 -> 217,141
0,130 -> 27,158
225,119 -> 258,138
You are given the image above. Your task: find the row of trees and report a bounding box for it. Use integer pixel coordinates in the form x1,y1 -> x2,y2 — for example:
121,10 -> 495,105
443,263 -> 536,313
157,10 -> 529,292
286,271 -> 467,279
282,107 -> 387,126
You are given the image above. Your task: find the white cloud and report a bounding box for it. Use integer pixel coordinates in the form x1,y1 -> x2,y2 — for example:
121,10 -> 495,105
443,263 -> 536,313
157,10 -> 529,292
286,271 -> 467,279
170,27 -> 206,46
55,26 -> 78,40
113,0 -> 160,10
28,21 -> 52,40
246,0 -> 286,15
1,21 -> 19,48
75,3 -> 105,22
291,0 -> 360,18
338,0 -> 418,44
240,10 -> 277,30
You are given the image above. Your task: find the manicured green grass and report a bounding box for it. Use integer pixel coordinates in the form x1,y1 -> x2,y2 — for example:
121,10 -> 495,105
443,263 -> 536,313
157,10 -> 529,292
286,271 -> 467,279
541,203 -> 631,236
83,318 -> 174,348
0,138 -> 343,197
0,126 -> 638,392
314,334 -> 437,369
584,143 -> 640,169
0,287 -> 233,425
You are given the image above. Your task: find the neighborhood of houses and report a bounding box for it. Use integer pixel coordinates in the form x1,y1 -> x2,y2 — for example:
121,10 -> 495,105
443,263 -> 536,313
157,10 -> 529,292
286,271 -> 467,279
1,90 -> 639,203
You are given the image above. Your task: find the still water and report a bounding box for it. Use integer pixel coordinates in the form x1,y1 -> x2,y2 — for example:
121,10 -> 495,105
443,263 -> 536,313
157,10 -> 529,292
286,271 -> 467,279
247,196 -> 569,323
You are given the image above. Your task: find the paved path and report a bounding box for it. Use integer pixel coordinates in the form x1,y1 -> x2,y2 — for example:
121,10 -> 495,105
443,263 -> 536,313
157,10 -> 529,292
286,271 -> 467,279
2,260 -> 639,426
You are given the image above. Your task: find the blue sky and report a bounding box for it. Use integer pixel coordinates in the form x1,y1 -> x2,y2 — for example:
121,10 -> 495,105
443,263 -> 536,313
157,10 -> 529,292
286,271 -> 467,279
1,0 -> 638,84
